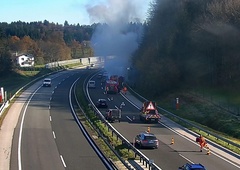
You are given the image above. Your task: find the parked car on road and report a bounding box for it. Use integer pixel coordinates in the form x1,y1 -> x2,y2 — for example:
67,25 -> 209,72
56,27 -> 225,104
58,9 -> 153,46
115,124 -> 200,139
96,99 -> 108,108
134,132 -> 158,149
178,163 -> 207,170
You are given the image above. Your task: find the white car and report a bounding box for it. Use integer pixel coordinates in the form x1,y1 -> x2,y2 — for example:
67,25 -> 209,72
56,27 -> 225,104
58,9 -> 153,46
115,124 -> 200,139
88,80 -> 96,88
42,78 -> 52,87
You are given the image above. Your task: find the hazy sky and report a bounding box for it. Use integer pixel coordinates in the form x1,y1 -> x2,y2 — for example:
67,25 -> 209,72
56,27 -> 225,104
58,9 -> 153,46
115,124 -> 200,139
0,0 -> 152,25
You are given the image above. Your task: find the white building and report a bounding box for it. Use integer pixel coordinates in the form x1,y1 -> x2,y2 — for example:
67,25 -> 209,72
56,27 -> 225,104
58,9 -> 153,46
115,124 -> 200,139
16,54 -> 34,67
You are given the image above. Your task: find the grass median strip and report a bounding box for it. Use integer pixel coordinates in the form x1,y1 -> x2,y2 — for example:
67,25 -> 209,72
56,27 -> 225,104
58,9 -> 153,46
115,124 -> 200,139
75,78 -> 136,163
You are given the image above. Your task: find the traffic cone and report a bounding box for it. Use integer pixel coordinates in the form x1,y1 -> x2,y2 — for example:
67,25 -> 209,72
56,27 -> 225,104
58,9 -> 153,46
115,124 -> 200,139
171,137 -> 174,145
147,127 -> 150,133
206,147 -> 211,155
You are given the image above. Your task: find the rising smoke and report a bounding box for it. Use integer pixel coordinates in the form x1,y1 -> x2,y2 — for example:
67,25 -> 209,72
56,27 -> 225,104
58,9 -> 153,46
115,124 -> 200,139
86,0 -> 150,76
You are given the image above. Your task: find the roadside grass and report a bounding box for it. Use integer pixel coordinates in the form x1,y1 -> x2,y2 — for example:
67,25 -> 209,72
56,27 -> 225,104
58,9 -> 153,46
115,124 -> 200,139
126,85 -> 240,154
75,78 -> 136,161
0,64 -> 81,128
155,91 -> 240,154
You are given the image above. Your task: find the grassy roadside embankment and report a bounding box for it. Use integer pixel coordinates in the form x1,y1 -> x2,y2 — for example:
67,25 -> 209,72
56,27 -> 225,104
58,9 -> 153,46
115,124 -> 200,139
0,64 -> 75,127
154,90 -> 240,154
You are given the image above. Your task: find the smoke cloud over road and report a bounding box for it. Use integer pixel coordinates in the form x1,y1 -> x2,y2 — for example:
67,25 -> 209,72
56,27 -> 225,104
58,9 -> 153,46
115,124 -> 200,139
86,0 -> 150,76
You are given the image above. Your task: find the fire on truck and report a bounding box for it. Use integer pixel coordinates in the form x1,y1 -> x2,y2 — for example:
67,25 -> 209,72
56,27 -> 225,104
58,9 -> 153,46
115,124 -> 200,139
139,101 -> 160,123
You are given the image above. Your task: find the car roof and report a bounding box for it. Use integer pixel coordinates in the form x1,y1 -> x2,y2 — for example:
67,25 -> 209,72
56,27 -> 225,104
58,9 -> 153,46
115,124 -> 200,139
98,99 -> 106,101
186,163 -> 205,169
139,132 -> 156,136
44,78 -> 51,80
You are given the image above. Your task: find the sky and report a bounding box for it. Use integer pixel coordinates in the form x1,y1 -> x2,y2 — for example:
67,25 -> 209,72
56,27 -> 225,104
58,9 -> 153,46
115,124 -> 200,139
0,0 -> 153,25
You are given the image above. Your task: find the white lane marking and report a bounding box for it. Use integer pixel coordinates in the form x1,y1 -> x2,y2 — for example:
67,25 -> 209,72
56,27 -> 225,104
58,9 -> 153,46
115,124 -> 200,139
52,131 -> 56,139
49,116 -> 52,122
49,104 -> 51,110
60,155 -> 67,168
179,154 -> 194,164
126,116 -> 132,121
160,122 -> 240,168
18,86 -> 41,170
121,92 -> 240,168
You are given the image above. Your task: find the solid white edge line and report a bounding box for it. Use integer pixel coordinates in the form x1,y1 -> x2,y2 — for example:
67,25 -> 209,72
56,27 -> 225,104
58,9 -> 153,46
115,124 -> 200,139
126,116 -> 132,121
120,91 -> 240,168
18,86 -> 41,170
160,122 -> 240,168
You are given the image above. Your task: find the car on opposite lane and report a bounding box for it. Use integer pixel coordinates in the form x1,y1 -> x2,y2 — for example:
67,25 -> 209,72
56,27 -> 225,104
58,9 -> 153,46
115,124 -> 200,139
42,78 -> 52,87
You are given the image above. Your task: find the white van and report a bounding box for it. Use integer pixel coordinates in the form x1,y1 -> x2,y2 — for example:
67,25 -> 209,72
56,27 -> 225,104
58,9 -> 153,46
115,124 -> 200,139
88,80 -> 96,88
43,78 -> 52,87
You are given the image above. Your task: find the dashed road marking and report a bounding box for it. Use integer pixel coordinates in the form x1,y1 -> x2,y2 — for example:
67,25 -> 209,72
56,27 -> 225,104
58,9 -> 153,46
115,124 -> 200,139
126,116 -> 132,121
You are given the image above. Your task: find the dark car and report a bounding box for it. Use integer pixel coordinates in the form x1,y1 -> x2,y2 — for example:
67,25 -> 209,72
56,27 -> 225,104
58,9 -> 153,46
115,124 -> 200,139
179,163 -> 207,170
96,99 -> 108,108
134,132 -> 158,149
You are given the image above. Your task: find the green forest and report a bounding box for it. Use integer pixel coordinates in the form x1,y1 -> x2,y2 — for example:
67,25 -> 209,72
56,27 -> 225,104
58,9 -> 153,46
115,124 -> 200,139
131,0 -> 240,139
0,20 -> 96,76
132,0 -> 240,96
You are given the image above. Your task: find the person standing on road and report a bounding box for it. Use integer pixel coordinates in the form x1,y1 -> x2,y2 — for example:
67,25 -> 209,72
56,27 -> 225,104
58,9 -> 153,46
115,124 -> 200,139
119,102 -> 125,111
197,134 -> 207,152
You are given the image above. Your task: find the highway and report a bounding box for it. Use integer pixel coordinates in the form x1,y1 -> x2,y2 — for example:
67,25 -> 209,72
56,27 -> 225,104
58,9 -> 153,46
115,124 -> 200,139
88,72 -> 240,170
10,68 -> 109,170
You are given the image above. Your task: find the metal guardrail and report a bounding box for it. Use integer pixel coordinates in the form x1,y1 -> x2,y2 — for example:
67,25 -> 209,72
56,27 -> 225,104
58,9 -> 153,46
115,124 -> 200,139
0,102 -> 7,117
84,72 -> 162,170
125,84 -> 240,153
71,78 -> 116,170
0,70 -> 60,118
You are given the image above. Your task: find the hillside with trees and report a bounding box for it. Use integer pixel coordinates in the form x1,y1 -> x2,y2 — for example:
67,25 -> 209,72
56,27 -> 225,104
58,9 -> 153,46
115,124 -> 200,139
131,0 -> 240,138
0,20 -> 95,76
132,0 -> 240,95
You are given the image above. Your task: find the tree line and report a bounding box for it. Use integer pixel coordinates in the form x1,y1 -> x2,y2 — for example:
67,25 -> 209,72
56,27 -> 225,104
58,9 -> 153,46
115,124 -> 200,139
132,0 -> 240,96
0,20 -> 95,76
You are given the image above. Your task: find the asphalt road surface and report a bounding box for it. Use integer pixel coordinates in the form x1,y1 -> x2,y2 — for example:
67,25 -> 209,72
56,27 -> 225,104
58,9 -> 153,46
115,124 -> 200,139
88,73 -> 240,170
10,69 -> 108,170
